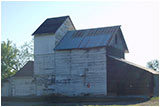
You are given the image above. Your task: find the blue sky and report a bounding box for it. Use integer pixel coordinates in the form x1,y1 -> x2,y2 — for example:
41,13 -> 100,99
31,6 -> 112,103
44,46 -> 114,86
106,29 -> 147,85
1,1 -> 159,67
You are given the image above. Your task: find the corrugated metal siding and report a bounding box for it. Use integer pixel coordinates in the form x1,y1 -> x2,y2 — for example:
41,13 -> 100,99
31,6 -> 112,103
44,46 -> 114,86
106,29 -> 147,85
55,26 -> 120,50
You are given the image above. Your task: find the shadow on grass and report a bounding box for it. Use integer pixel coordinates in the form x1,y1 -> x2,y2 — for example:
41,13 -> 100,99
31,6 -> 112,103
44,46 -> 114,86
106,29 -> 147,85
1,95 -> 151,106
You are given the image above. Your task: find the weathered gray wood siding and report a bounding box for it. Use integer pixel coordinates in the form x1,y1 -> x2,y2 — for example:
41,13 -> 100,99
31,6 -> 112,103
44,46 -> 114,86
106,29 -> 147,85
107,46 -> 124,58
55,47 -> 107,96
1,81 -> 11,96
34,34 -> 56,55
109,29 -> 126,53
11,77 -> 36,96
34,17 -> 75,55
2,77 -> 36,96
34,17 -> 75,96
107,56 -> 154,97
34,54 -> 56,95
153,74 -> 159,96
55,18 -> 75,46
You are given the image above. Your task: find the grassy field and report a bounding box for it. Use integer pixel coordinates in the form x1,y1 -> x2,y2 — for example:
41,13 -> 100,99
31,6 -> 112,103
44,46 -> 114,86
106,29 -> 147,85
85,97 -> 159,106
127,97 -> 159,106
1,96 -> 159,106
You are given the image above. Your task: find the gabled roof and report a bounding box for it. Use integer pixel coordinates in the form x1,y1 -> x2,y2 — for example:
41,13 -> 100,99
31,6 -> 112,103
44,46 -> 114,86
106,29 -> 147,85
55,25 -> 128,52
32,16 -> 70,35
110,28 -> 129,53
13,61 -> 34,77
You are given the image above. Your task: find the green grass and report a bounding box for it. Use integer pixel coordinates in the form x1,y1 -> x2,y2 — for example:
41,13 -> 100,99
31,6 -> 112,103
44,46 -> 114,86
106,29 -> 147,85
84,104 -> 140,106
150,97 -> 159,100
83,97 -> 159,106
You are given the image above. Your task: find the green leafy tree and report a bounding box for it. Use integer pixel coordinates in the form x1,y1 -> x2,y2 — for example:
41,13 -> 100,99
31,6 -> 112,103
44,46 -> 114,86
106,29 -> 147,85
147,59 -> 159,72
1,40 -> 19,80
1,39 -> 34,80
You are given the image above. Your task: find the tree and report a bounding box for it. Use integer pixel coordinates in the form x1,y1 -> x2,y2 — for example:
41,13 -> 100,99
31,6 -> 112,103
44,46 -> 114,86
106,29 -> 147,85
1,39 -> 34,80
1,40 -> 19,80
16,39 -> 34,69
147,59 -> 159,72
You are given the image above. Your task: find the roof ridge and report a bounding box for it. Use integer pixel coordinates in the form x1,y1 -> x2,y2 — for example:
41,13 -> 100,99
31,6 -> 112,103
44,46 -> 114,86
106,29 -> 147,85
68,25 -> 121,32
47,16 -> 69,20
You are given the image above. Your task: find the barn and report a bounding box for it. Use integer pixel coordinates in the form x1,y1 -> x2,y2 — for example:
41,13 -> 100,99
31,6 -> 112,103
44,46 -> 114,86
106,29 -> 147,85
2,61 -> 35,96
1,16 -> 159,97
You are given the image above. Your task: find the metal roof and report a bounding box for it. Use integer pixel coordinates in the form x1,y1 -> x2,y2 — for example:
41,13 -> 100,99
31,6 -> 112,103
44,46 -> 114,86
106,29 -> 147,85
32,16 -> 69,35
55,26 -> 120,50
13,61 -> 34,77
108,55 -> 159,74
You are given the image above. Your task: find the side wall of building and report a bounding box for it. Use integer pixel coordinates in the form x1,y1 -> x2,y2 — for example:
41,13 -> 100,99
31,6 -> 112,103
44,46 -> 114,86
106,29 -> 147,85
34,17 -> 75,55
2,77 -> 36,96
107,56 -> 154,97
34,17 -> 75,96
55,18 -> 75,46
55,47 -> 107,96
34,34 -> 55,55
11,77 -> 36,96
1,81 -> 11,96
109,29 -> 126,53
107,46 -> 124,58
34,33 -> 56,95
153,74 -> 159,96
34,54 -> 56,95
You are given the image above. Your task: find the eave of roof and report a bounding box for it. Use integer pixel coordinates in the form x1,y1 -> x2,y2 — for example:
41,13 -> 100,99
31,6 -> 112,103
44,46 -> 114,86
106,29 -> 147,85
119,28 -> 129,53
13,61 -> 34,77
108,55 -> 159,74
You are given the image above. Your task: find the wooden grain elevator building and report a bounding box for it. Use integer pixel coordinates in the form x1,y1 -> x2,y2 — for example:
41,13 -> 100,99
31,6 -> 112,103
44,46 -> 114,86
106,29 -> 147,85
2,16 -> 159,97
